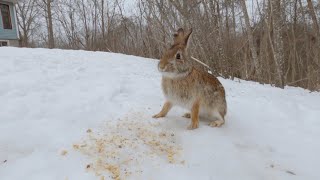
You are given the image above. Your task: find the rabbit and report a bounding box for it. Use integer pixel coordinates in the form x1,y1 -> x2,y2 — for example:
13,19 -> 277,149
153,28 -> 227,130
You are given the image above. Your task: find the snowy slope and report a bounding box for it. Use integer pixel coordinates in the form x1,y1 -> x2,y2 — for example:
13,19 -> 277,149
0,47 -> 319,180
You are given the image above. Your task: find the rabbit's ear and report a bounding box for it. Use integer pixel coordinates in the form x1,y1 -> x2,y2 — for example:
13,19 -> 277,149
173,28 -> 185,45
184,28 -> 193,47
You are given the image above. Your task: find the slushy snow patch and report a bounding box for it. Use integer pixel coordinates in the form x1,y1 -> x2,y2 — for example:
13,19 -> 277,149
0,47 -> 319,180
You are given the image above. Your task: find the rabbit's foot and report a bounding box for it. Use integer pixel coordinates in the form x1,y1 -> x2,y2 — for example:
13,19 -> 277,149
182,113 -> 191,118
209,120 -> 224,127
152,102 -> 172,119
187,122 -> 199,130
152,113 -> 165,118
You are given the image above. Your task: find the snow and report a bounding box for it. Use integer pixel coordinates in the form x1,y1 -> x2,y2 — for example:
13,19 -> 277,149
0,47 -> 319,180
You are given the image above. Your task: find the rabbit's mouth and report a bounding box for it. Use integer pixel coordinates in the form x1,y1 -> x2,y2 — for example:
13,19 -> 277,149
158,63 -> 191,78
160,70 -> 191,79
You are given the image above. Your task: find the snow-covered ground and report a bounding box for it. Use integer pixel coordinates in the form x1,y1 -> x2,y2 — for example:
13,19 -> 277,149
0,47 -> 319,180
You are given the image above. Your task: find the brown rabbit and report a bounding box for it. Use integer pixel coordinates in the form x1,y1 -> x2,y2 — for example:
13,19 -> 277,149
153,28 -> 227,130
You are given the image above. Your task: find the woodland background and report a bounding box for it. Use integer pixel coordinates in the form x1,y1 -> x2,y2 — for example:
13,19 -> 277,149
16,0 -> 320,90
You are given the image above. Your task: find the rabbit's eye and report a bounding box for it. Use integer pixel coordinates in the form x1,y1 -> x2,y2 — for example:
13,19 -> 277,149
176,53 -> 181,60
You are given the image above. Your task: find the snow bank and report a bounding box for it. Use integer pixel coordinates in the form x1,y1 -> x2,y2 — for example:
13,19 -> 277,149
0,47 -> 319,180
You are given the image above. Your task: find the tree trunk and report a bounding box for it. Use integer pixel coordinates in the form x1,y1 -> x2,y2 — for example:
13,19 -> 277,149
231,0 -> 236,37
271,0 -> 285,88
240,0 -> 261,79
47,0 -> 54,49
306,0 -> 320,87
101,0 -> 105,48
307,0 -> 320,36
306,0 -> 320,54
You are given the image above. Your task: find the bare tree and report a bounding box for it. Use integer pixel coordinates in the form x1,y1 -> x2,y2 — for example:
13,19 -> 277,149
16,0 -> 39,47
240,0 -> 261,79
43,0 -> 54,48
306,0 -> 320,83
36,0 -> 55,48
270,0 -> 285,88
16,0 -> 320,90
307,0 -> 320,36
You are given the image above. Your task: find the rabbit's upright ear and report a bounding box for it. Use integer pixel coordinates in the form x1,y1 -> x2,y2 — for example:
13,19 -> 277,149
173,28 -> 185,45
173,28 -> 192,47
184,28 -> 193,48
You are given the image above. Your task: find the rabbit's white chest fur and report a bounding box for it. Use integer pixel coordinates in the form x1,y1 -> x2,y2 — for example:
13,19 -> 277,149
165,91 -> 194,109
162,76 -> 197,109
164,88 -> 213,118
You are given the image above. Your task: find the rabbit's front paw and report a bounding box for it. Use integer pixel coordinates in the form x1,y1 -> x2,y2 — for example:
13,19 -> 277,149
152,113 -> 164,118
187,123 -> 199,130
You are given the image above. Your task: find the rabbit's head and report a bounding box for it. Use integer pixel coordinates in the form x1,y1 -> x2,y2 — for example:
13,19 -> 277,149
158,28 -> 193,78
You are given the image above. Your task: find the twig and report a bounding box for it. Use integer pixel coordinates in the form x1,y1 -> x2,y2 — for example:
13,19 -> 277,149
191,56 -> 210,69
190,56 -> 222,77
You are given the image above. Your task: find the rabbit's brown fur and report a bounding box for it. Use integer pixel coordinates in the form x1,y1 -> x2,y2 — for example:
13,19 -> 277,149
153,28 -> 227,129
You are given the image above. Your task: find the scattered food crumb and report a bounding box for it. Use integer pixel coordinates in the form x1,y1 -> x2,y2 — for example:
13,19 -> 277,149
3,160 -> 7,163
270,164 -> 274,168
87,129 -> 92,133
285,170 -> 296,175
73,144 -> 79,149
61,150 -> 68,156
73,113 -> 184,180
80,144 -> 87,147
105,164 -> 120,180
